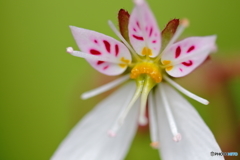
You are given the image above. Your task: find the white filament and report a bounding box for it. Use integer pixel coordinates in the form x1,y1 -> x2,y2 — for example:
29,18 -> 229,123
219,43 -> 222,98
156,19 -> 188,61
139,93 -> 148,125
161,20 -> 188,54
107,20 -> 140,60
163,75 -> 209,105
160,85 -> 181,142
148,92 -> 159,148
108,85 -> 142,136
81,74 -> 130,99
67,47 -> 119,64
138,84 -> 151,126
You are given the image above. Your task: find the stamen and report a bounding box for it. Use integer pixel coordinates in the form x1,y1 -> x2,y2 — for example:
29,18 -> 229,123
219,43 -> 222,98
163,75 -> 209,105
139,75 -> 157,125
155,18 -> 189,61
139,93 -> 148,125
150,142 -> 159,149
160,85 -> 181,142
81,74 -> 130,99
173,133 -> 182,142
148,91 -> 159,149
108,84 -> 143,136
107,20 -> 141,61
67,47 -> 119,64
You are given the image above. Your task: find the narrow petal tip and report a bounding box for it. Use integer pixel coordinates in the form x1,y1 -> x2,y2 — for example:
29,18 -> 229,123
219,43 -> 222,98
66,47 -> 73,54
150,142 -> 159,149
173,133 -> 182,142
210,35 -> 218,53
134,0 -> 144,5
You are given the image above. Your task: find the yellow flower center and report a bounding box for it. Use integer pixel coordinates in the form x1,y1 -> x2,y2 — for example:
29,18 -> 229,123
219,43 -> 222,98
130,62 -> 162,83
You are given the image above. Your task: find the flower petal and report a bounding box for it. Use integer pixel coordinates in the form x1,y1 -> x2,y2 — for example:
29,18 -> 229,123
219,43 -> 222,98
155,83 -> 224,160
70,26 -> 132,76
128,0 -> 161,57
161,35 -> 217,77
51,82 -> 139,160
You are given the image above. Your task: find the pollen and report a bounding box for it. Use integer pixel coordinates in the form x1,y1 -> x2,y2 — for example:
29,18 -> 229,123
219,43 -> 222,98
162,60 -> 173,71
141,47 -> 153,56
130,62 -> 162,83
119,57 -> 130,68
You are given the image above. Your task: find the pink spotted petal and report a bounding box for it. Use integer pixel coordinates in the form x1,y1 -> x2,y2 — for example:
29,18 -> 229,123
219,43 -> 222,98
161,35 -> 217,77
128,0 -> 161,57
70,26 -> 132,76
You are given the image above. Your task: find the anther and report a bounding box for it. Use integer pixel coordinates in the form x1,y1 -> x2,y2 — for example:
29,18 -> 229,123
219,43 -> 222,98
180,18 -> 189,27
150,142 -> 159,149
107,130 -> 116,137
66,47 -> 73,53
173,133 -> 182,142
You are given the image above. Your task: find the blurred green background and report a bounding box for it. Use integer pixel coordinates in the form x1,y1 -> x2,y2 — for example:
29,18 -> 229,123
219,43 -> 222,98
1,0 -> 240,159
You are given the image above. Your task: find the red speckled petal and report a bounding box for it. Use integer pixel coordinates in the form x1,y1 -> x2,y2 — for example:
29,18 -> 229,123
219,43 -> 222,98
70,26 -> 132,76
161,35 -> 217,77
128,0 -> 161,57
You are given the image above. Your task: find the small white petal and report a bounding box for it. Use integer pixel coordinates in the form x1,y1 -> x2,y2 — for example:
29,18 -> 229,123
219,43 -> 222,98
51,82 -> 139,160
155,83 -> 224,160
69,26 -> 132,76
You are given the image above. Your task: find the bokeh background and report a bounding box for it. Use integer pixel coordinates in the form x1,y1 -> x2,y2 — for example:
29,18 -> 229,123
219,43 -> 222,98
1,0 -> 240,159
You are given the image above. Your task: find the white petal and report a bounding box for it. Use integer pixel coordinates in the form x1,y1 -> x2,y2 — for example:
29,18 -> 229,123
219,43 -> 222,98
70,26 -> 132,76
51,82 -> 139,160
128,0 -> 161,57
155,83 -> 224,160
161,36 -> 217,77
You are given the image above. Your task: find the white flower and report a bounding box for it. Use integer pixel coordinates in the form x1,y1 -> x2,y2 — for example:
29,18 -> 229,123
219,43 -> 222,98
52,0 -> 224,160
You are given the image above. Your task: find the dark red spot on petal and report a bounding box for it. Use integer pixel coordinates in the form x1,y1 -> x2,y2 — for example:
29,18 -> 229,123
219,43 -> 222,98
103,40 -> 111,53
132,35 -> 144,41
103,65 -> 109,70
179,68 -> 183,72
90,49 -> 101,55
175,46 -> 181,58
136,21 -> 140,29
182,60 -> 193,66
133,28 -> 137,32
149,27 -> 153,37
94,40 -> 98,43
152,40 -> 156,43
97,61 -> 104,65
187,46 -> 195,53
115,44 -> 119,57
